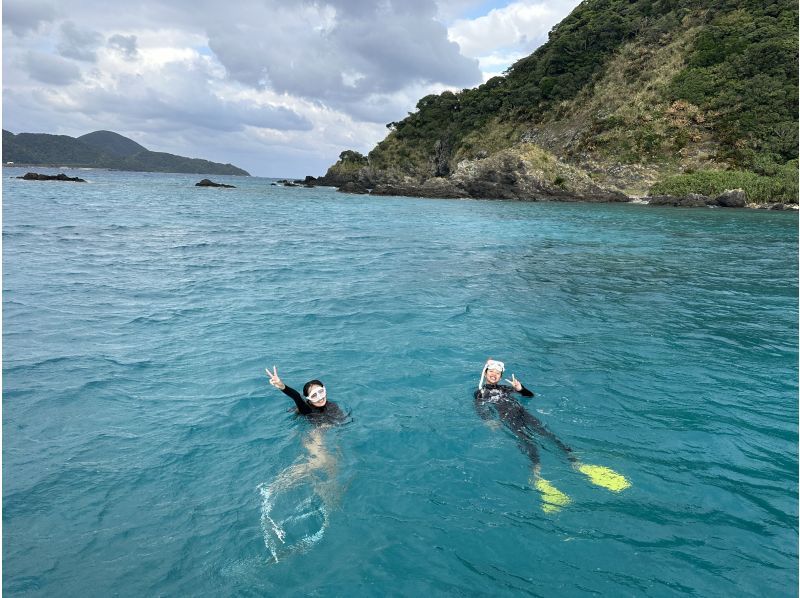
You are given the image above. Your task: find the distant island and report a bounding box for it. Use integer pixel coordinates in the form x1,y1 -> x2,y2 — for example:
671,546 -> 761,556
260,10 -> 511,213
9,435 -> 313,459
317,0 -> 798,206
3,129 -> 249,176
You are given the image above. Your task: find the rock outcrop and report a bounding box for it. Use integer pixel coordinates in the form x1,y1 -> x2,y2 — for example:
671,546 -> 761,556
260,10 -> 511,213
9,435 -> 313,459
647,188 -> 748,208
337,181 -> 370,194
323,144 -> 631,202
17,172 -> 87,182
195,178 -> 235,188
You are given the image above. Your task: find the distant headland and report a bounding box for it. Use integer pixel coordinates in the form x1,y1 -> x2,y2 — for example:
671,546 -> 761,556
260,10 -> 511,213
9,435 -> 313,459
2,129 -> 249,176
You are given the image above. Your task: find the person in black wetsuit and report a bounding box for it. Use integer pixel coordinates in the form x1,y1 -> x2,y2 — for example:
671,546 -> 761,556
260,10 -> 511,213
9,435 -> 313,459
266,365 -> 347,426
474,358 -> 575,512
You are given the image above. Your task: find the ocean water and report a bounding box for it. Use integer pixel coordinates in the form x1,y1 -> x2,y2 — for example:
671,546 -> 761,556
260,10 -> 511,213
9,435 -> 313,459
3,168 -> 797,597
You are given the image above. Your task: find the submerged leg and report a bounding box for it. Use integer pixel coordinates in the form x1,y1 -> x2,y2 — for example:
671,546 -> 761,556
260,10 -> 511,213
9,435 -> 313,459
259,427 -> 341,562
518,408 -> 630,492
500,407 -> 571,513
519,410 -> 576,463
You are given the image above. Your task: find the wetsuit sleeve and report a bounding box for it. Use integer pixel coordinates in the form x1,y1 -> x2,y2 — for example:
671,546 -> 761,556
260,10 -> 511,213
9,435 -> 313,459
281,385 -> 312,414
518,385 -> 534,398
474,389 -> 492,421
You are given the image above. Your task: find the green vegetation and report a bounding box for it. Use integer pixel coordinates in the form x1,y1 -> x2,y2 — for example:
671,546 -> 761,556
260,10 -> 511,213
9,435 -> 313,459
358,0 -> 797,201
2,129 -> 249,176
667,1 -> 798,171
649,162 -> 798,203
78,130 -> 148,157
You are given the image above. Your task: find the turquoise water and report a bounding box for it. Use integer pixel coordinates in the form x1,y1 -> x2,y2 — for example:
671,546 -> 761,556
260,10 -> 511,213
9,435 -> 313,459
3,168 -> 798,596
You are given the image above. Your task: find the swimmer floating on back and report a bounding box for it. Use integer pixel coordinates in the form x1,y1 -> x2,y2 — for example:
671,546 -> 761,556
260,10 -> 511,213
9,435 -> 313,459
474,358 -> 630,513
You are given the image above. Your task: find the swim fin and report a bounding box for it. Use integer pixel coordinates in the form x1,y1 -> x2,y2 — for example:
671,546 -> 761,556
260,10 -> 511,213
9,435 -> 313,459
576,463 -> 631,492
533,477 -> 571,514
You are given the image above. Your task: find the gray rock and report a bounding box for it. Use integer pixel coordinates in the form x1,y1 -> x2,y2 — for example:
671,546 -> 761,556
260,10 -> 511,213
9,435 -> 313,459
196,178 -> 235,188
18,172 -> 86,182
337,181 -> 369,194
648,194 -> 710,207
714,188 -> 746,208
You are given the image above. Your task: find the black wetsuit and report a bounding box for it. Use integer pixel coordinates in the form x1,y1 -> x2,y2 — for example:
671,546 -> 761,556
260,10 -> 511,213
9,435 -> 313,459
281,385 -> 347,426
474,383 -> 574,467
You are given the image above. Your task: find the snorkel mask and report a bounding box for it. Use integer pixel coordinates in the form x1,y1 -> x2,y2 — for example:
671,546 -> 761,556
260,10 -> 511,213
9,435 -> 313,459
485,360 -> 505,373
307,386 -> 326,404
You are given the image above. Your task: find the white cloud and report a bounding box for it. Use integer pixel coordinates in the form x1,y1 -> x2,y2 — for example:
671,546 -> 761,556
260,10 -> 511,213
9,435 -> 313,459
448,0 -> 581,74
2,0 -> 582,176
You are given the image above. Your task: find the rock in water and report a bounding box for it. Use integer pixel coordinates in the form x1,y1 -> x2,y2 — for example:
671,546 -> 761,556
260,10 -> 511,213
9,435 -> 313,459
195,178 -> 235,188
17,172 -> 87,182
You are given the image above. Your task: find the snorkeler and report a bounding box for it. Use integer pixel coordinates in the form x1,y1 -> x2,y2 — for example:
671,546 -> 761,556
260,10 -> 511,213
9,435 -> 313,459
266,365 -> 347,426
475,358 -> 630,513
261,366 -> 347,561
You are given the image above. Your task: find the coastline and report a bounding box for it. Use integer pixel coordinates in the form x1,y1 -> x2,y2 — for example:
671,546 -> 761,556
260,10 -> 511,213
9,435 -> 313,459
318,178 -> 799,211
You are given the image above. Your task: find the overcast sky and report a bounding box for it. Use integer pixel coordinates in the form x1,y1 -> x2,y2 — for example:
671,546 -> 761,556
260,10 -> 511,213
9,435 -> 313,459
3,0 -> 582,177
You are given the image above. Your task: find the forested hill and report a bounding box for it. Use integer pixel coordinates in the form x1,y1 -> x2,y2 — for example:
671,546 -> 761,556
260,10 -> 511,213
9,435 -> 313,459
323,0 -> 798,202
3,130 -> 249,176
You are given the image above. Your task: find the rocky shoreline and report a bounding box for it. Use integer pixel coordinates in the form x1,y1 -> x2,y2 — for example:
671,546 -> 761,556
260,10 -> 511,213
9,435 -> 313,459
305,163 -> 797,211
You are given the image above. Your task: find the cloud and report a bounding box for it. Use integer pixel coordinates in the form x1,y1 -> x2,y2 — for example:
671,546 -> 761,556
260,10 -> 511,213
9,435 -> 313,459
2,0 -> 60,36
205,0 -> 482,121
23,50 -> 82,85
448,0 -> 581,70
2,0 -> 582,176
108,34 -> 139,59
69,53 -> 314,134
57,21 -> 103,62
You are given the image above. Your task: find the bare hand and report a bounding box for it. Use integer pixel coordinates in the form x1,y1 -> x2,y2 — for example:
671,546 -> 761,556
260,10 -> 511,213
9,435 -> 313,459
266,365 -> 285,390
505,373 -> 522,391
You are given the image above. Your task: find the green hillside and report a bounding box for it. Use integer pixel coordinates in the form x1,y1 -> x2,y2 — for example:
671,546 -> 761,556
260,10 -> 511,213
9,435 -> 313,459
78,130 -> 148,157
3,130 -> 250,176
333,0 -> 798,202
3,130 -> 106,166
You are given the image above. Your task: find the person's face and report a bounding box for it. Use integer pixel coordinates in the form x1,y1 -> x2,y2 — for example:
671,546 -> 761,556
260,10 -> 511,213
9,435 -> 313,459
485,368 -> 502,384
306,384 -> 327,407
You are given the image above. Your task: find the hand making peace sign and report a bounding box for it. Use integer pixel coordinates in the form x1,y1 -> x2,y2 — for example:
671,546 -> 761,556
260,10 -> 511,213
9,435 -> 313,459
505,373 -> 523,392
265,365 -> 286,390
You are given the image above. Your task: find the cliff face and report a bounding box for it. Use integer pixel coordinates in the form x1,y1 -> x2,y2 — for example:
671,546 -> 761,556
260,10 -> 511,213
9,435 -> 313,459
321,0 -> 798,203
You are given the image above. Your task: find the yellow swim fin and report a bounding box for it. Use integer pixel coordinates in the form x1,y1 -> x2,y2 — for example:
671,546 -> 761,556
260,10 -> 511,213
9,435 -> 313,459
576,463 -> 631,492
533,477 -> 571,514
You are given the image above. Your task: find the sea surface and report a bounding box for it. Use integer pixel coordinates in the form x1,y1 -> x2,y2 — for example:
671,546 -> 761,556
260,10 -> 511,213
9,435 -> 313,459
3,168 -> 798,597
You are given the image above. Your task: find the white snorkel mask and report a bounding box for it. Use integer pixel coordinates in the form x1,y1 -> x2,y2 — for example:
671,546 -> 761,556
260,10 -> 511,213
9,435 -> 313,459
478,360 -> 505,389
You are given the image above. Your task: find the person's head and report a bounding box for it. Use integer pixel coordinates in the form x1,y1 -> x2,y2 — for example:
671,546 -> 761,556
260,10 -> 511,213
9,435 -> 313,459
484,360 -> 504,384
303,379 -> 327,407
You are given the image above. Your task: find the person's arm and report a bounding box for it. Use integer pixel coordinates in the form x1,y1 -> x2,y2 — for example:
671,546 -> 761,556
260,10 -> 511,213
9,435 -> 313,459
506,373 -> 534,397
281,385 -> 312,414
266,365 -> 312,414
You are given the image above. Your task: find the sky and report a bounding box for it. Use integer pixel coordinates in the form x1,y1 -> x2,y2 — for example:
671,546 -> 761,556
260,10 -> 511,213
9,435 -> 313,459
3,0 -> 583,177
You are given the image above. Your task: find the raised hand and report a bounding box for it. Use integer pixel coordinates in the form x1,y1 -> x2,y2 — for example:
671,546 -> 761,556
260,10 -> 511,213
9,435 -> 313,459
266,365 -> 285,390
505,373 -> 522,391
